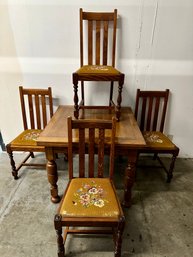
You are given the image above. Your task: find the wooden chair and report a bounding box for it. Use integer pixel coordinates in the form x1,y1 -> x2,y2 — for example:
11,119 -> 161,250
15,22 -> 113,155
73,8 -> 125,121
134,89 -> 179,182
54,117 -> 125,257
6,86 -> 53,179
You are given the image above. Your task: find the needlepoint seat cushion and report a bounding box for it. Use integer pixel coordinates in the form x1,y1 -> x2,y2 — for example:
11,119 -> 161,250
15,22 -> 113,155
60,178 -> 120,218
11,129 -> 43,146
143,131 -> 177,149
76,65 -> 121,75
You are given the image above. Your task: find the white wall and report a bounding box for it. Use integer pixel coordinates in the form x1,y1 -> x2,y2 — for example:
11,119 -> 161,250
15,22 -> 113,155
0,0 -> 193,157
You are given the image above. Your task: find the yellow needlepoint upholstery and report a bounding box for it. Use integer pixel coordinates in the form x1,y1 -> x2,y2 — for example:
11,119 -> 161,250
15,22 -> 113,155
60,178 -> 120,218
143,131 -> 176,149
77,65 -> 121,75
11,129 -> 42,146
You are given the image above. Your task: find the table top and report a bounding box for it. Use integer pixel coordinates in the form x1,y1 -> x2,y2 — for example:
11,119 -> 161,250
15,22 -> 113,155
37,105 -> 146,149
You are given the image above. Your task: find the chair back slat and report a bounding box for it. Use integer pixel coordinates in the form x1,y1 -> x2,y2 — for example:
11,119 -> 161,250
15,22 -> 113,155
79,128 -> 85,177
109,118 -> 116,178
19,87 -> 28,130
88,21 -> 93,65
134,89 -> 170,132
80,8 -> 84,66
41,95 -> 47,128
67,117 -> 116,180
80,8 -> 117,67
68,117 -> 73,179
140,97 -> 147,131
103,21 -> 109,65
19,86 -> 54,130
146,96 -> 153,131
28,94 -> 35,129
112,9 -> 117,67
96,21 -> 101,65
48,87 -> 54,118
88,128 -> 95,177
152,97 -> 160,131
98,128 -> 105,177
35,95 -> 41,129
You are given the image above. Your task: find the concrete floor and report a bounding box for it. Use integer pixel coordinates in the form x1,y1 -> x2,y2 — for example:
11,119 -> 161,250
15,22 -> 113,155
0,152 -> 193,257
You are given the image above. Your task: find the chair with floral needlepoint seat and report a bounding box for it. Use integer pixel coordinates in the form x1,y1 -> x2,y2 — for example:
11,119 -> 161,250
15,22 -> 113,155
134,89 -> 179,182
6,86 -> 53,179
72,8 -> 125,121
54,116 -> 125,257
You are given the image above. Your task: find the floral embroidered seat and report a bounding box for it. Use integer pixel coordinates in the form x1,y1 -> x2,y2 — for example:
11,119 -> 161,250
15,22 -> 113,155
11,129 -> 43,146
60,178 -> 120,218
135,89 -> 179,182
6,87 -> 53,179
76,65 -> 121,75
143,131 -> 177,149
54,117 -> 125,257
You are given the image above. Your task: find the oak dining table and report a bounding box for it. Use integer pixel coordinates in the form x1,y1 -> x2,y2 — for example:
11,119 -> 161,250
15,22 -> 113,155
37,105 -> 146,207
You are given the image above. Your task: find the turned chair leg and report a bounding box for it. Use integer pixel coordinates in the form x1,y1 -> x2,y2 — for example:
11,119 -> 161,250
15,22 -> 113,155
56,229 -> 65,257
7,151 -> 18,180
55,215 -> 65,257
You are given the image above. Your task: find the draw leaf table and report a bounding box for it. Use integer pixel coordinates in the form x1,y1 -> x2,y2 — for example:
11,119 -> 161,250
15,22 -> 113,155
37,105 -> 146,207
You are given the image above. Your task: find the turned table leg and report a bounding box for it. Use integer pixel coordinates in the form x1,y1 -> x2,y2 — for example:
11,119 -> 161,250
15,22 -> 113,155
122,150 -> 138,207
46,147 -> 60,203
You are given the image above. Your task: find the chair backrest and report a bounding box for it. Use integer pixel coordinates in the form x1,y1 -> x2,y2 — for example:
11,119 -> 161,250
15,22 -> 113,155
134,89 -> 169,132
80,8 -> 117,67
19,86 -> 53,130
67,117 -> 116,179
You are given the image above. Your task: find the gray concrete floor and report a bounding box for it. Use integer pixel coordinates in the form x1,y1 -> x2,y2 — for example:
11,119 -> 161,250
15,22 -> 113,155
0,152 -> 193,257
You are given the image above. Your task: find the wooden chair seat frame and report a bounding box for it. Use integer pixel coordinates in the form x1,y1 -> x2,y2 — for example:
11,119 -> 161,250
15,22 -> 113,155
73,8 -> 125,121
6,86 -> 53,179
54,117 -> 125,257
134,89 -> 179,182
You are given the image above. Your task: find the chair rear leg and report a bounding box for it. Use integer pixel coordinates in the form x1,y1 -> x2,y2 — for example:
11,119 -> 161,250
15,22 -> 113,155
109,81 -> 114,106
114,217 -> 125,257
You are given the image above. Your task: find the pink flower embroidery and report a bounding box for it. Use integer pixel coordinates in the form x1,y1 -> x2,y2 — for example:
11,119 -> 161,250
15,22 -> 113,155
74,182 -> 108,208
80,193 -> 90,201
88,187 -> 98,194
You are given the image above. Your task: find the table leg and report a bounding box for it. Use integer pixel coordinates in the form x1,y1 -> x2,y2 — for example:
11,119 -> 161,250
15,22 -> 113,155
122,150 -> 138,207
46,147 -> 60,203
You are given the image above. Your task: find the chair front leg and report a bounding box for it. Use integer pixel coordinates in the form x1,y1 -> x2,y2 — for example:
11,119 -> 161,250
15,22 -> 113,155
167,152 -> 178,183
7,146 -> 18,180
30,152 -> 35,158
55,215 -> 65,257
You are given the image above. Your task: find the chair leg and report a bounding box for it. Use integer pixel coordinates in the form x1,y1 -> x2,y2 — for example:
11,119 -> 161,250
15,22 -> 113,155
55,215 -> 65,257
73,73 -> 79,119
81,81 -> 84,105
7,149 -> 18,180
116,75 -> 124,121
109,81 -> 114,106
167,153 -> 178,183
153,153 -> 158,160
30,152 -> 35,158
114,217 -> 125,257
